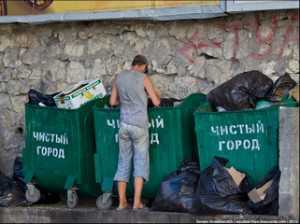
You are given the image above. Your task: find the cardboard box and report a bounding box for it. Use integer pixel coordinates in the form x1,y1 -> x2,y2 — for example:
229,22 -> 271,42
54,79 -> 106,109
248,180 -> 273,203
225,166 -> 246,187
290,85 -> 299,102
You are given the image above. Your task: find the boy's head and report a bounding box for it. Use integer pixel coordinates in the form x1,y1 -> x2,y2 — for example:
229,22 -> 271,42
132,55 -> 148,74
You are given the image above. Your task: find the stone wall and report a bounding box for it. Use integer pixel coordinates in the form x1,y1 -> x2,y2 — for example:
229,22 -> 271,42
0,10 -> 299,176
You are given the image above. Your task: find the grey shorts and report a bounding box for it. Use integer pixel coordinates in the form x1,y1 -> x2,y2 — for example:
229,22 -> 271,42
114,122 -> 150,182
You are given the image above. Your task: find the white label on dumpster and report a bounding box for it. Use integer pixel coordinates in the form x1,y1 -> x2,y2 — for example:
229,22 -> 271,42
210,121 -> 265,152
33,132 -> 69,145
32,132 -> 69,159
218,139 -> 261,151
106,116 -> 165,145
36,146 -> 65,159
210,121 -> 265,136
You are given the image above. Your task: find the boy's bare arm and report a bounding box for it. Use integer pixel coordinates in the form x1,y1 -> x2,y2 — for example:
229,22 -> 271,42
109,79 -> 119,106
144,76 -> 160,107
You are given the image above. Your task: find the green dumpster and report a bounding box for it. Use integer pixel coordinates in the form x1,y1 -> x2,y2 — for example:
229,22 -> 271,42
194,102 -> 293,186
23,99 -> 105,208
93,93 -> 206,209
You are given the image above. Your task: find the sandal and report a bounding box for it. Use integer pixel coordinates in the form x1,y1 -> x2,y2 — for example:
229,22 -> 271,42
133,205 -> 149,211
116,204 -> 130,211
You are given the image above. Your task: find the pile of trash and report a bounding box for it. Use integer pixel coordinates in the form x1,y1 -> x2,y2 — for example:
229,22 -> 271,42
0,158 -> 27,207
28,79 -> 107,110
0,158 -> 60,207
152,157 -> 280,215
207,71 -> 298,111
28,79 -> 183,109
0,172 -> 27,207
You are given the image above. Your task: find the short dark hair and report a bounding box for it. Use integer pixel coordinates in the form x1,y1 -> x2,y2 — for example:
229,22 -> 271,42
132,55 -> 148,66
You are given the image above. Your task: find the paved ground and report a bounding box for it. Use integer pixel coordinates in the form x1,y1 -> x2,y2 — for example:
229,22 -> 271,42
0,201 -> 298,223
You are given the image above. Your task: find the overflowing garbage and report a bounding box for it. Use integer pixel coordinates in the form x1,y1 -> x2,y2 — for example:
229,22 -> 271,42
28,89 -> 58,107
208,71 -> 297,111
54,79 -> 106,109
27,79 -> 107,109
26,72 -> 297,111
152,157 -> 280,215
0,155 -> 283,214
27,78 -> 182,110
247,167 -> 281,215
9,71 -> 296,214
270,73 -> 297,102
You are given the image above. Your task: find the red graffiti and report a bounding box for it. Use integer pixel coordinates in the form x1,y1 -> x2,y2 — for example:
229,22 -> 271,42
249,14 -> 278,60
277,12 -> 299,58
178,31 -> 222,64
178,12 -> 299,64
225,21 -> 242,60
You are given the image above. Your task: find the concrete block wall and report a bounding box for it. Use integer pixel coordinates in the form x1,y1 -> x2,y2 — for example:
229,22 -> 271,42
279,107 -> 299,220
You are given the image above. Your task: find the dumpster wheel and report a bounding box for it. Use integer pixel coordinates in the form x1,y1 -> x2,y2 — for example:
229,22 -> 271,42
25,183 -> 41,203
96,193 -> 112,210
66,189 -> 79,209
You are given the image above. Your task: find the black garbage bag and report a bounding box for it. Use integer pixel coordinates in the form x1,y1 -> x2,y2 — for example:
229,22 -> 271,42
0,172 -> 27,207
208,70 -> 274,111
193,157 -> 252,215
28,89 -> 58,107
247,167 -> 280,215
152,161 -> 200,213
0,173 -> 13,207
269,73 -> 297,102
37,190 -> 61,204
13,157 -> 27,193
